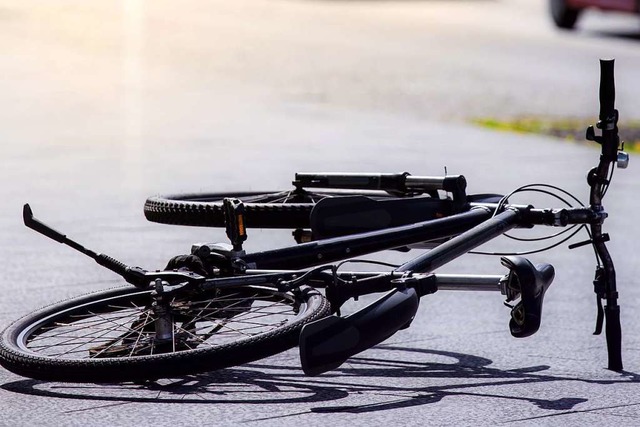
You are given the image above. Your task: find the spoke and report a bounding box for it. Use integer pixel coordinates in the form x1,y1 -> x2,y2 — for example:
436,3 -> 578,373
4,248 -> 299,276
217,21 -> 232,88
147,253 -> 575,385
213,320 -> 254,337
266,195 -> 287,203
213,320 -> 281,331
86,309 -> 146,333
29,308 -> 157,359
194,307 -> 293,325
174,325 -> 216,348
27,337 -> 115,349
65,299 -> 147,318
128,310 -> 152,357
35,311 -> 143,337
37,346 -> 111,357
104,303 -> 149,311
172,321 -> 176,354
185,301 -> 293,330
186,305 -> 285,314
29,315 -> 138,351
184,293 -> 258,319
232,314 -> 290,326
214,321 -> 286,336
28,331 -> 124,348
188,296 -> 286,310
188,294 -> 219,327
239,300 -> 288,311
118,341 -> 154,356
226,309 -> 294,324
74,314 -> 156,359
252,191 -> 288,203
245,191 -> 290,203
282,190 -> 294,203
267,191 -> 294,203
180,338 -> 196,350
43,321 -> 137,357
189,323 -> 225,340
186,293 -> 284,308
181,322 -> 229,336
229,301 -> 289,318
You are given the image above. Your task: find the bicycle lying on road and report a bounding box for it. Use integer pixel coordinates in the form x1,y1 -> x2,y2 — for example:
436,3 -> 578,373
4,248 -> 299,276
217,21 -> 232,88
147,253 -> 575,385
0,60 -> 630,383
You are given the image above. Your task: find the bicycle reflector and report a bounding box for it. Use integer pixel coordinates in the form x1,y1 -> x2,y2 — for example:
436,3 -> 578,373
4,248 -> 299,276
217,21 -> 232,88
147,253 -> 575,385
299,287 -> 419,376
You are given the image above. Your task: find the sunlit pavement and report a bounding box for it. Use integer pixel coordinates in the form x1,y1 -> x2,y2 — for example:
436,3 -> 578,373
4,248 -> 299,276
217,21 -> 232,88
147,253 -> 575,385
1,1 -> 640,425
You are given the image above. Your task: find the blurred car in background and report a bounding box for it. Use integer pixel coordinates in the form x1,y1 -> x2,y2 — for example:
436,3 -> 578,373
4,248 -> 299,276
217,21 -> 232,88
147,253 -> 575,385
550,0 -> 638,29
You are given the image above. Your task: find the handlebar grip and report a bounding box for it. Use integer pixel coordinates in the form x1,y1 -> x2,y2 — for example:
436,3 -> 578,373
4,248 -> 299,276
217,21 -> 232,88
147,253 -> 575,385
599,59 -> 615,121
605,305 -> 623,371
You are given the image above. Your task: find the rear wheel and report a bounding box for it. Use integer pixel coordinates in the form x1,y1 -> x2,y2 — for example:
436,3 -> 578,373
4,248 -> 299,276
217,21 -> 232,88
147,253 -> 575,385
144,189 -> 401,228
549,0 -> 581,29
0,284 -> 330,383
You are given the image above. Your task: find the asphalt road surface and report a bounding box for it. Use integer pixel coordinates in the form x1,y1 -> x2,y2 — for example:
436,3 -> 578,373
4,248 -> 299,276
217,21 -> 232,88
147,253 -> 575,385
1,1 -> 640,426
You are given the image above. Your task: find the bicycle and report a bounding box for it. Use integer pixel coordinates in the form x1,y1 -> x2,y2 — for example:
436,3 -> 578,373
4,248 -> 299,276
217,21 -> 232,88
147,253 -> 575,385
0,59 -> 629,383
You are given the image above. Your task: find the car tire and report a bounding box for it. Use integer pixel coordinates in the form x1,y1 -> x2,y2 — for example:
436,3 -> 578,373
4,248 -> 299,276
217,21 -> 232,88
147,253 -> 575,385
549,0 -> 581,30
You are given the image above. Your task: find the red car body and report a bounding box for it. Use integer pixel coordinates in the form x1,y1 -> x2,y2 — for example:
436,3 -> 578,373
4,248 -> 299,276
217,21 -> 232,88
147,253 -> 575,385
566,0 -> 636,12
550,0 -> 639,29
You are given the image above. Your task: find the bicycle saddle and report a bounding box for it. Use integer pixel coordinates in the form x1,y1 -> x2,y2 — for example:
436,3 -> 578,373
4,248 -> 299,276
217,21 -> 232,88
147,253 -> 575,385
501,256 -> 555,338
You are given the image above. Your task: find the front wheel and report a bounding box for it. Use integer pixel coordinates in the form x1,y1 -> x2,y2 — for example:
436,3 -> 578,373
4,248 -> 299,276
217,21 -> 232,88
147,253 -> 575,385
549,0 -> 581,29
0,284 -> 330,383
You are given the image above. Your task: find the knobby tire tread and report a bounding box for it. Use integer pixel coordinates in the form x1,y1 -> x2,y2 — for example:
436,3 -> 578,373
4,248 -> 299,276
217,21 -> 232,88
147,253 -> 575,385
144,192 -> 314,228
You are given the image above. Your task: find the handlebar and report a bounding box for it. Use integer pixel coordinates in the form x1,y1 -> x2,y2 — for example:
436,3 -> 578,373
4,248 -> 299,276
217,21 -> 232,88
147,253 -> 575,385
489,60 -> 625,371
591,59 -> 623,371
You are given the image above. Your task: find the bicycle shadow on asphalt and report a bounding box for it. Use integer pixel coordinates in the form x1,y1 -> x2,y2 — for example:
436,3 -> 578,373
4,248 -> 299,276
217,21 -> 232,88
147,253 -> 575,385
2,345 -> 639,418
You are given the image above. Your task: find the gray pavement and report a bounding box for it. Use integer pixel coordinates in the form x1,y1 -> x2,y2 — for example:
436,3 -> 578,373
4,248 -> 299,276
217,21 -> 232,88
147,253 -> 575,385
1,1 -> 640,426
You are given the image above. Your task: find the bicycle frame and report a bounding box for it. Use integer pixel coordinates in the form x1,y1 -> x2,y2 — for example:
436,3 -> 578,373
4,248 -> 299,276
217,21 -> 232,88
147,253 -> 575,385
174,59 -> 627,374
16,59 -> 628,380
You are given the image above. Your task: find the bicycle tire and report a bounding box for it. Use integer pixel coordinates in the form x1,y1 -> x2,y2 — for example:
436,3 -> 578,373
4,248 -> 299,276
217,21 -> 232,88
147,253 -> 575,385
144,190 -> 399,228
549,0 -> 580,30
0,284 -> 330,383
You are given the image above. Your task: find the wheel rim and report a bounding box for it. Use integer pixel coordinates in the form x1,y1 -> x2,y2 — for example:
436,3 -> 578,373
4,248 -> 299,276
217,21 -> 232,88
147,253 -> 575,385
16,287 -> 306,360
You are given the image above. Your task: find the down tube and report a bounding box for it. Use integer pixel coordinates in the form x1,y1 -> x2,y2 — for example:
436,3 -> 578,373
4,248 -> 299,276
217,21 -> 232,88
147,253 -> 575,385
396,209 -> 521,273
244,208 -> 492,270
